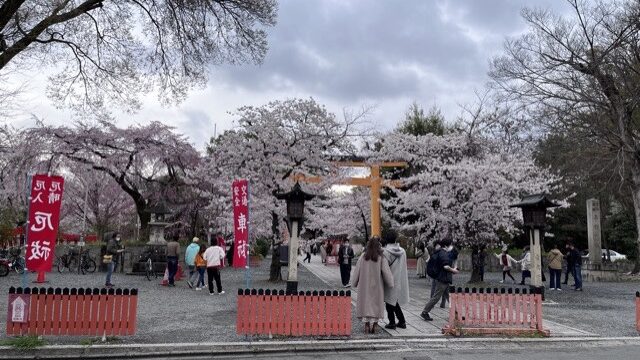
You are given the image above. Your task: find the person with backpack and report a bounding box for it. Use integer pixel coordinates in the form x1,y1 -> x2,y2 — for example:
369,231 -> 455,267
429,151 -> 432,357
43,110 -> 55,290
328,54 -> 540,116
494,249 -> 517,284
382,229 -> 409,330
421,238 -> 459,321
194,244 -> 207,290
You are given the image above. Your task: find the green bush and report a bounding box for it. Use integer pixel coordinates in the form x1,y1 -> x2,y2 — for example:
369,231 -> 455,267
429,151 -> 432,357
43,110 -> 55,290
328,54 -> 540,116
0,336 -> 47,349
253,238 -> 270,258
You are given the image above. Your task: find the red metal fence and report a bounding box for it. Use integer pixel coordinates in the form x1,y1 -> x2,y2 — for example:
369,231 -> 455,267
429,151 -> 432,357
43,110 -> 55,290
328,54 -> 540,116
6,287 -> 138,336
237,289 -> 351,336
442,287 -> 549,337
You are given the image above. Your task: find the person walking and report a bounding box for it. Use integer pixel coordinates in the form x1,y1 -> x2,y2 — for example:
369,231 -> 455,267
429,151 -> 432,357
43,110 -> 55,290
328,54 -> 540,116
185,237 -> 200,288
416,242 -> 428,278
547,244 -> 564,290
567,243 -> 583,291
215,233 -> 226,267
440,242 -> 458,308
421,238 -> 458,321
350,237 -> 394,334
518,246 -> 532,285
303,242 -> 312,263
562,243 -> 575,285
166,234 -> 181,287
194,244 -> 207,290
104,232 -> 124,287
338,238 -> 355,286
320,241 -> 327,264
382,230 -> 409,330
204,241 -> 226,295
494,249 -> 517,284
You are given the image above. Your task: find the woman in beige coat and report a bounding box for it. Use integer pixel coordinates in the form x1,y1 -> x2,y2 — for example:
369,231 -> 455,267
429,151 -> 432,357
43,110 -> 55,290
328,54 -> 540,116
351,237 -> 394,334
547,244 -> 564,290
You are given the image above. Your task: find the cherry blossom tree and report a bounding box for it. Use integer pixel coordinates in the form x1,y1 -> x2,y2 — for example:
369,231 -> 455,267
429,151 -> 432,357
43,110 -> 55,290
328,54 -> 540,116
0,1 -> 277,114
28,120 -> 200,241
60,165 -> 134,240
201,98 -> 366,281
305,187 -> 371,242
373,132 -> 559,282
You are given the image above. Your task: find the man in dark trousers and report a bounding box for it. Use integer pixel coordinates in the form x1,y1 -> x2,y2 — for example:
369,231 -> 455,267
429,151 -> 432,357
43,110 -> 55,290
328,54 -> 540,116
338,238 -> 355,287
567,243 -> 583,291
421,238 -> 459,321
166,234 -> 181,287
563,243 -> 575,285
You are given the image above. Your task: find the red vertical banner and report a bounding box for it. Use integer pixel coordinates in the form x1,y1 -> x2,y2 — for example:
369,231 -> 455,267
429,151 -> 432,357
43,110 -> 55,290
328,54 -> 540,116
26,174 -> 65,272
232,179 -> 249,268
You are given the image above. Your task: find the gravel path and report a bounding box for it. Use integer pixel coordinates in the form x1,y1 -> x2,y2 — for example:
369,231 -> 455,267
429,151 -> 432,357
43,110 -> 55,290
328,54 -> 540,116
0,256 -> 377,344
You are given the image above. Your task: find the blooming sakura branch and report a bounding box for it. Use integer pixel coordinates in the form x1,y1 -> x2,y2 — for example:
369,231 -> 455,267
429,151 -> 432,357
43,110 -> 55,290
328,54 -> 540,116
232,179 -> 249,268
26,174 -> 65,272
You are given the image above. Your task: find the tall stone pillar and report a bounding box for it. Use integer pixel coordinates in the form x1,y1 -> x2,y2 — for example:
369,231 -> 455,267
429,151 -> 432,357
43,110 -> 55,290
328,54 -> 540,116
586,198 -> 602,264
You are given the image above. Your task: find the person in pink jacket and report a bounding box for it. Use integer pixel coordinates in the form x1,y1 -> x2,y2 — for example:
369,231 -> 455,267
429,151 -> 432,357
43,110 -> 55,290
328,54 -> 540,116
203,243 -> 226,295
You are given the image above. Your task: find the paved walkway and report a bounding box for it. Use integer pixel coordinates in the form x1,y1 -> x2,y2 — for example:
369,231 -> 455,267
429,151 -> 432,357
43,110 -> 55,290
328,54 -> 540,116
299,255 -> 597,338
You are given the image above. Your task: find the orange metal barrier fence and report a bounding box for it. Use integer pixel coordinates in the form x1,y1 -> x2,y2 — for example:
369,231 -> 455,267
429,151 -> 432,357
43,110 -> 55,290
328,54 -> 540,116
237,289 -> 351,336
6,286 -> 138,336
443,286 -> 549,337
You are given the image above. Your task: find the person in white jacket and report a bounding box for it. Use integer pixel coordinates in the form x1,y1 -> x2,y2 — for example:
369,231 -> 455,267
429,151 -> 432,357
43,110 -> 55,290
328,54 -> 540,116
494,249 -> 517,284
517,246 -> 531,285
204,243 -> 226,295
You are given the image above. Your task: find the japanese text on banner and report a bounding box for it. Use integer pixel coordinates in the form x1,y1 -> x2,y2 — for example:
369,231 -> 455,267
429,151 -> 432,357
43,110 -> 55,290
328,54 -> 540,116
232,179 -> 249,268
26,174 -> 64,272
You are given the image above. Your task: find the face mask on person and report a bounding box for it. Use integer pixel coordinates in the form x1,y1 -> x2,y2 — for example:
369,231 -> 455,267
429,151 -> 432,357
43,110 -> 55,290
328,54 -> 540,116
116,237 -> 121,242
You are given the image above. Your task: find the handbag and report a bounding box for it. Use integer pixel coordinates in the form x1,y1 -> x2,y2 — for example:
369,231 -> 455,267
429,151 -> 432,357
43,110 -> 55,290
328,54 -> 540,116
102,255 -> 113,264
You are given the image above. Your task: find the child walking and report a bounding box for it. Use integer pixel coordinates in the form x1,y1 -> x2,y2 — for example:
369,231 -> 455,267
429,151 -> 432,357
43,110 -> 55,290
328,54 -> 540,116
495,249 -> 517,284
194,244 -> 207,290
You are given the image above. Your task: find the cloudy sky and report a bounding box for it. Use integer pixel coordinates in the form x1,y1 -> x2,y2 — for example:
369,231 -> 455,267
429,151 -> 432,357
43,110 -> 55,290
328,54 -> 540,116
8,0 -> 572,150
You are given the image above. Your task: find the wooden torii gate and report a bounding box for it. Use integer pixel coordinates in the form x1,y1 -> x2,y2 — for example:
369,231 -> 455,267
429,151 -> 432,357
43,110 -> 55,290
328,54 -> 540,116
295,160 -> 407,238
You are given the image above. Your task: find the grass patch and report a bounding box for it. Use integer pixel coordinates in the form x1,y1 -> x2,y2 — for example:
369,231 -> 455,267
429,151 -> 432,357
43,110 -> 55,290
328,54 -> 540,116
0,335 -> 47,349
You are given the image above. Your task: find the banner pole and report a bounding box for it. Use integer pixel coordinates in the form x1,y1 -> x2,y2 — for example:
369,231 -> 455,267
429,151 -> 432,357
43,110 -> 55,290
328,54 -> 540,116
22,174 -> 32,288
245,181 -> 251,289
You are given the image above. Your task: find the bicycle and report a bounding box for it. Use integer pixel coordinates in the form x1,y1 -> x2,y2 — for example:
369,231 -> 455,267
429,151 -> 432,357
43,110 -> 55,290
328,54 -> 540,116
2,248 -> 25,274
145,257 -> 157,281
56,252 -> 78,273
78,249 -> 97,274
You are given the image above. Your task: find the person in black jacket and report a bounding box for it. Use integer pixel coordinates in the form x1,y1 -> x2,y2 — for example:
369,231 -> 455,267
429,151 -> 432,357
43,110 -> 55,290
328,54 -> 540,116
338,238 -> 355,287
421,238 -> 459,321
563,243 -> 575,285
567,243 -> 583,291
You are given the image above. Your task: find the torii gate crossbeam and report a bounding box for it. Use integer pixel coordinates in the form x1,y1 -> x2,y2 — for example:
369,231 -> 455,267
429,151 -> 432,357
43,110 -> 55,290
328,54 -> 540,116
295,161 -> 407,238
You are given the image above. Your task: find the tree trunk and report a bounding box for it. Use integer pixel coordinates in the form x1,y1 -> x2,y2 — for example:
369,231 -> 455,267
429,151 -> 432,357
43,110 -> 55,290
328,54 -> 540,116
269,211 -> 282,281
137,206 -> 151,242
630,168 -> 640,274
468,246 -> 486,284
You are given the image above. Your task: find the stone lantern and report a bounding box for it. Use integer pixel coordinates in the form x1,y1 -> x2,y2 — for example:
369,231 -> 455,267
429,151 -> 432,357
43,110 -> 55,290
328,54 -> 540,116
146,202 -> 171,245
275,182 -> 315,293
511,194 -> 559,295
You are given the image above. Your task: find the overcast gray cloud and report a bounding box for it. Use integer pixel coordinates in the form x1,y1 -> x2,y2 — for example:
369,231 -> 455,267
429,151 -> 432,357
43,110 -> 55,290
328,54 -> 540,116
5,0 -> 574,150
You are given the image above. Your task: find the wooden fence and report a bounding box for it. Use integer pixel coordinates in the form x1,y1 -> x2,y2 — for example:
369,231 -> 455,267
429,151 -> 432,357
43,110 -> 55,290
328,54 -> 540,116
442,287 -> 549,337
6,287 -> 138,336
237,289 -> 351,336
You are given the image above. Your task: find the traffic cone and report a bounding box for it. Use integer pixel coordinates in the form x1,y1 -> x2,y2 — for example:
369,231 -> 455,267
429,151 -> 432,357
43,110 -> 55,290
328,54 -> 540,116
34,271 -> 46,283
161,268 -> 168,286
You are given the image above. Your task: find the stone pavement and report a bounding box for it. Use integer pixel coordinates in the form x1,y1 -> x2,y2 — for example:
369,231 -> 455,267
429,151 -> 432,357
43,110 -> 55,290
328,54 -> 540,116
299,255 -> 597,338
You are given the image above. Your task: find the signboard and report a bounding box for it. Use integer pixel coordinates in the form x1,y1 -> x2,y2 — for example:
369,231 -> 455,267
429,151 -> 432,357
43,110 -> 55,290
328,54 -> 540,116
26,174 -> 65,272
232,179 -> 249,268
7,294 -> 30,323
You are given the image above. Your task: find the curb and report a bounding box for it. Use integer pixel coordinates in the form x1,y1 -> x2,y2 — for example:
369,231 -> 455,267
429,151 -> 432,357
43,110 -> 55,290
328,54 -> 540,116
1,337 -> 640,359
